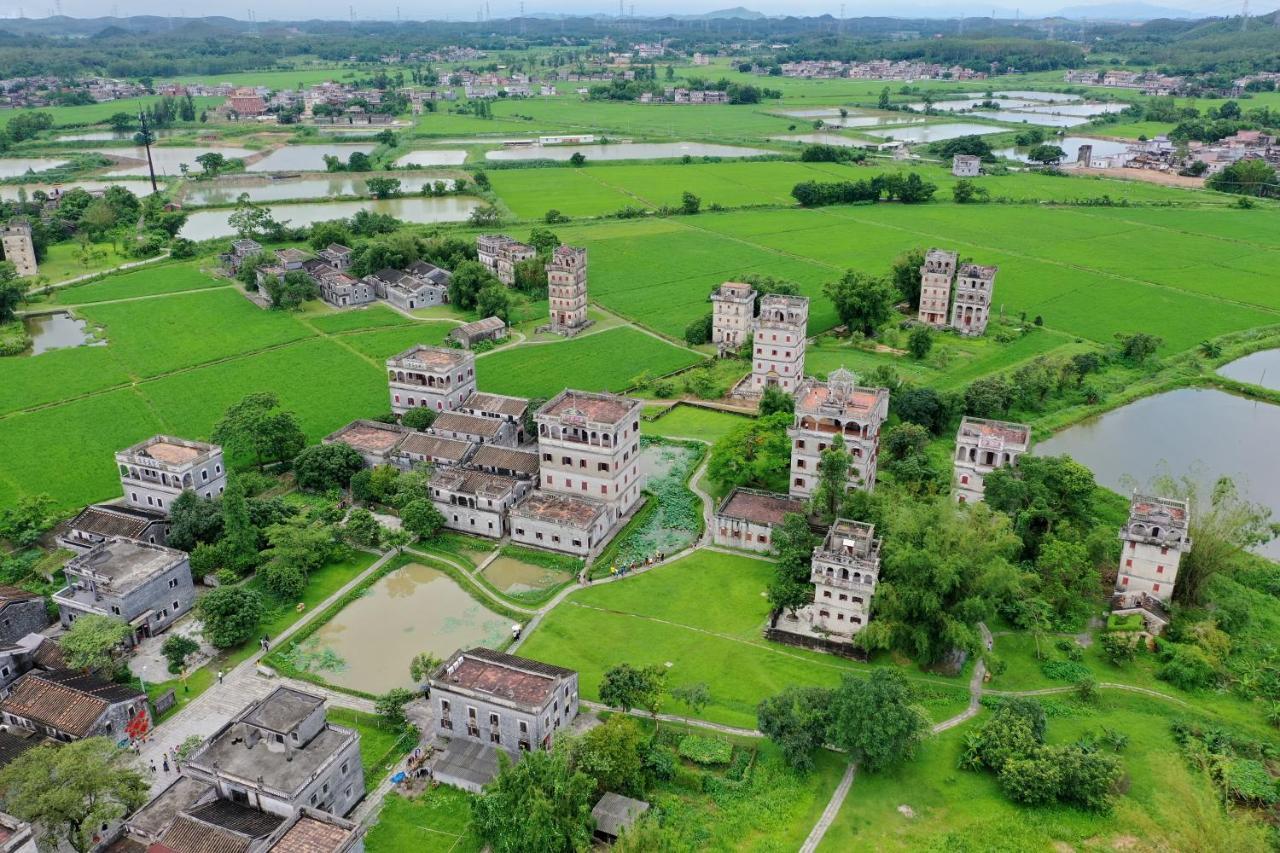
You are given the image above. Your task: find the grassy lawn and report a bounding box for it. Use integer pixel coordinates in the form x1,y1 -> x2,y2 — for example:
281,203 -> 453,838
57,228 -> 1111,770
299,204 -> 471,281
989,631 -> 1271,736
643,403 -> 753,444
30,239 -> 131,285
327,707 -> 417,792
817,692 -> 1249,851
141,551 -> 379,719
518,549 -> 971,730
365,787 -> 483,853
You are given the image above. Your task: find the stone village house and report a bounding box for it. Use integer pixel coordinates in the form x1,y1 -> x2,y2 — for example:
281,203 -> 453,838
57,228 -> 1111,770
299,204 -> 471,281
53,537 -> 195,645
427,648 -> 579,792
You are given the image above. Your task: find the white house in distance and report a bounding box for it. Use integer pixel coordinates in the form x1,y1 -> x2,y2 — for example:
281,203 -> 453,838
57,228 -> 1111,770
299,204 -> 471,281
386,345 -> 477,416
917,248 -> 957,327
116,436 -> 226,513
711,281 -> 756,356
952,154 -> 982,177
952,417 -> 1031,503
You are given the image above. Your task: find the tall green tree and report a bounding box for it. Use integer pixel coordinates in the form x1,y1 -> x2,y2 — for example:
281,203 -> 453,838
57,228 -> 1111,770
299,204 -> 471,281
859,496 -> 1022,663
810,439 -> 853,523
448,260 -> 498,311
827,669 -> 930,772
758,385 -> 794,416
0,262 -> 27,324
59,615 -> 131,673
768,512 -> 819,616
264,517 -> 338,579
211,392 -> 306,470
824,271 -> 896,337
707,412 -> 792,495
197,585 -> 264,648
757,686 -> 833,772
220,478 -> 259,570
293,443 -> 365,493
471,749 -> 595,853
401,498 -> 445,541
599,663 -> 665,717
568,715 -> 649,797
0,738 -> 147,853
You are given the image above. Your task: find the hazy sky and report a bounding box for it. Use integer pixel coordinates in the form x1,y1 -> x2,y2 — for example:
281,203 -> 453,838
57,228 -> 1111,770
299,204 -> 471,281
1,0 -> 1244,21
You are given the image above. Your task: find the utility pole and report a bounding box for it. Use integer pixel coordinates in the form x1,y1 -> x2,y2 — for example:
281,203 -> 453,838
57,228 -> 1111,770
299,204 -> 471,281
137,110 -> 158,194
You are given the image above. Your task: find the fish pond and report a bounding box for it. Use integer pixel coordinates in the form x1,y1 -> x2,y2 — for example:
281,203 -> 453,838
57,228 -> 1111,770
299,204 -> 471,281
1035,388 -> 1280,559
289,562 -> 510,695
178,196 -> 480,240
23,312 -> 102,355
181,174 -> 457,206
1217,349 -> 1280,392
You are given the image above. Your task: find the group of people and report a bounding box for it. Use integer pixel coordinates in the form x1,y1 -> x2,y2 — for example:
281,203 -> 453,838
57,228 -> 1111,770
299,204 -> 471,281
147,744 -> 184,776
606,551 -> 668,579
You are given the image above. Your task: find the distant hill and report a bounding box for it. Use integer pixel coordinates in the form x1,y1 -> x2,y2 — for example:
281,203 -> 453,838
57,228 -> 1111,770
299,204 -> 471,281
673,7 -> 768,20
1055,2 -> 1198,20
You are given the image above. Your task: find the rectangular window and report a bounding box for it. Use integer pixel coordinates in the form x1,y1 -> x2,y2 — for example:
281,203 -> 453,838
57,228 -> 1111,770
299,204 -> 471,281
1156,565 -> 1164,574
168,578 -> 178,589
1122,576 -> 1129,585
1125,559 -> 1133,568
1153,583 -> 1161,593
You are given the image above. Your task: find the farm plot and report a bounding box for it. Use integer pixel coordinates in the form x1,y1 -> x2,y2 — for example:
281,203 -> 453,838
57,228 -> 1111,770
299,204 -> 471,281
554,217 -> 839,336
302,305 -> 418,334
77,288 -> 314,380
0,342 -> 133,417
0,388 -> 166,510
477,327 -> 704,399
689,206 -> 1280,353
46,261 -> 227,305
491,160 -> 1228,220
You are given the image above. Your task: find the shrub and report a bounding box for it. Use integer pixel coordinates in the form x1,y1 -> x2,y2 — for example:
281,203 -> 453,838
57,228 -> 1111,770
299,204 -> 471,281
678,734 -> 732,766
1157,642 -> 1219,691
1041,660 -> 1092,682
161,634 -> 199,674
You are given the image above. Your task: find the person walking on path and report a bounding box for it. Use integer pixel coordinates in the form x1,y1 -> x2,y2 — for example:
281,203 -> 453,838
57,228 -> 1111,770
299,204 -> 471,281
216,670 -> 224,685
162,755 -> 170,773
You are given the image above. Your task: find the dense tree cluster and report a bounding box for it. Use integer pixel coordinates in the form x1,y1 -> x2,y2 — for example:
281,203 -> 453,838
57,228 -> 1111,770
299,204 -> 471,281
792,173 -> 937,207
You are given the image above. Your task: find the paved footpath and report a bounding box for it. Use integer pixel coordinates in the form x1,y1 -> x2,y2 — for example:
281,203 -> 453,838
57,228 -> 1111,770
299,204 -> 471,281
137,550 -> 396,793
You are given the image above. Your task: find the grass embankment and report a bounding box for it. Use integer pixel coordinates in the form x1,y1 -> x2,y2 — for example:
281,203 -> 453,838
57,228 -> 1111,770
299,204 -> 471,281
520,549 -> 971,730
